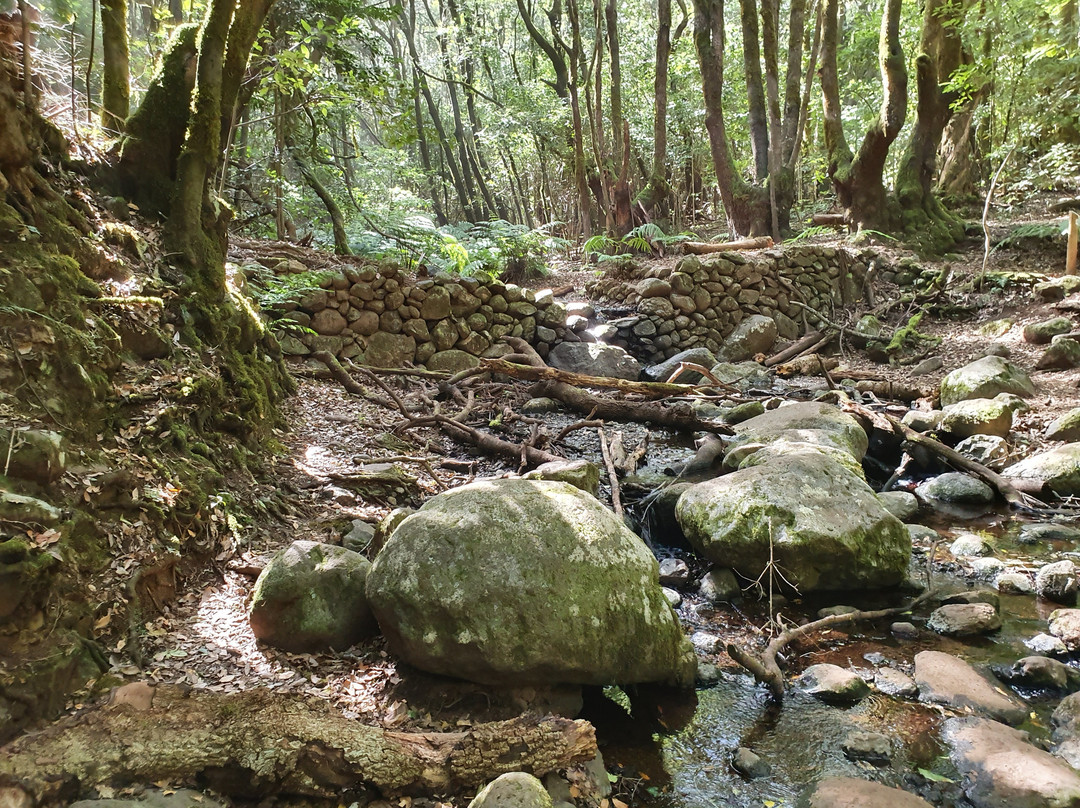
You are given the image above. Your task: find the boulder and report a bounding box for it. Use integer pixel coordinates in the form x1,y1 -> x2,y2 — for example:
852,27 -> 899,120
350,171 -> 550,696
1054,692 -> 1080,740
0,491 -> 62,525
876,491 -> 919,521
249,541 -> 377,653
955,435 -> 1011,470
311,308 -> 346,336
698,568 -> 740,602
995,655 -> 1076,691
658,558 -> 690,587
426,350 -> 480,374
363,332 -> 416,368
939,356 -> 1035,406
729,401 -> 869,460
794,663 -> 869,705
643,347 -> 717,383
916,472 -> 994,505
365,479 -> 696,687
707,361 -> 772,391
807,777 -> 933,808
874,667 -> 917,698
1027,632 -> 1069,655
468,773 -> 552,808
0,428 -> 65,485
522,460 -> 601,497
716,315 -> 777,362
949,532 -> 994,557
1003,443 -> 1080,497
939,399 -> 1013,439
1036,336 -> 1080,370
914,651 -> 1028,724
995,572 -> 1034,594
943,716 -> 1080,808
1019,522 -> 1080,543
841,730 -> 892,764
547,342 -> 642,381
1036,560 -> 1079,604
676,451 -> 909,592
1022,316 -> 1074,344
927,603 -> 1002,637
1049,608 -> 1080,650
1047,408 -> 1080,441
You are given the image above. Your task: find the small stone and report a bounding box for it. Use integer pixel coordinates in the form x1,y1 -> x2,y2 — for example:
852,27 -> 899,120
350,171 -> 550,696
890,621 -> 920,639
875,667 -> 918,698
795,663 -> 870,705
1026,632 -> 1068,655
907,524 -> 940,543
520,397 -> 560,414
995,572 -> 1034,594
691,631 -> 722,654
698,568 -> 740,603
342,520 -> 375,552
1036,560 -> 1079,604
662,587 -> 682,607
950,532 -> 994,557
841,730 -> 892,764
731,747 -> 771,778
927,603 -> 1001,636
658,558 -> 691,587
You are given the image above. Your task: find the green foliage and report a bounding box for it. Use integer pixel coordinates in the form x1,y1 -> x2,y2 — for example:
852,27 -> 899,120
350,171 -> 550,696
994,220 -> 1068,251
585,224 -> 691,261
245,266 -> 334,308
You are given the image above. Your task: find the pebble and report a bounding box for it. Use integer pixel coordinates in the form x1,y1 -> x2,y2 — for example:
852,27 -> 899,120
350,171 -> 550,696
658,557 -> 691,587
731,747 -> 771,779
874,667 -> 918,698
841,730 -> 892,764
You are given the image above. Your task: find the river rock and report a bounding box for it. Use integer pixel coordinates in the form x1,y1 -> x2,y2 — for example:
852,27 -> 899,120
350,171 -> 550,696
1054,692 -> 1080,740
995,571 -> 1034,594
468,772 -> 552,808
1047,407 -> 1080,442
365,479 -> 696,687
698,568 -> 740,602
643,347 -> 717,384
676,451 -> 909,592
939,356 -> 1035,406
841,730 -> 892,764
1019,522 -> 1080,543
731,747 -> 770,778
547,342 -> 642,380
807,777 -> 933,808
1036,560 -> 1079,604
949,532 -> 994,557
1027,632 -> 1069,655
927,603 -> 1002,636
658,558 -> 690,587
363,332 -> 416,368
1004,443 -> 1080,497
902,409 -> 943,432
522,459 -> 600,496
1036,335 -> 1080,370
1022,316 -> 1074,344
914,651 -> 1028,724
249,541 -> 377,653
995,655 -> 1076,691
69,790 -> 226,808
1050,608 -> 1080,650
939,399 -> 1013,439
874,667 -> 917,698
877,491 -> 919,521
342,519 -> 375,553
729,401 -> 869,460
955,435 -> 1011,470
795,663 -> 870,705
916,472 -> 994,505
943,716 -> 1080,808
891,621 -> 920,638
716,315 -> 777,362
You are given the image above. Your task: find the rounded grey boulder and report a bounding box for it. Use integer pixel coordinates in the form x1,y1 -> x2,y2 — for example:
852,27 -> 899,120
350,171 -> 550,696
366,479 -> 696,687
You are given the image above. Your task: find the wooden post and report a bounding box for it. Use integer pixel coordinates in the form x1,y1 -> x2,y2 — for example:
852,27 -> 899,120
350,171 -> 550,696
1067,211 -> 1078,275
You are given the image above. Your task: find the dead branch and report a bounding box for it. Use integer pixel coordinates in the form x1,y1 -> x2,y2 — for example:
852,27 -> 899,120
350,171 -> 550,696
311,351 -> 415,414
764,331 -> 828,367
552,419 -> 605,444
481,358 -> 700,398
597,428 -> 623,519
683,236 -> 774,254
0,685 -> 596,802
811,213 -> 847,226
400,414 -> 561,468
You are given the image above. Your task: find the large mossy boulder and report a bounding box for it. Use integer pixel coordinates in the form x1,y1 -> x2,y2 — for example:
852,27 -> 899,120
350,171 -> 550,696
675,451 -> 909,592
939,356 -> 1035,406
249,541 -> 377,653
365,479 -> 695,687
939,399 -> 1013,439
729,401 -> 869,461
1002,443 -> 1080,497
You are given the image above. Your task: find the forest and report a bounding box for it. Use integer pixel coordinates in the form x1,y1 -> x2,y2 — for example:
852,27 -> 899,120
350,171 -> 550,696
4,0 -> 1080,807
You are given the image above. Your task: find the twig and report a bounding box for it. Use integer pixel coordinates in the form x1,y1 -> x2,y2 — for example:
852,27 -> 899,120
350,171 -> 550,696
4,429 -> 16,477
597,428 -> 624,519
552,419 -> 604,444
977,146 -> 1014,291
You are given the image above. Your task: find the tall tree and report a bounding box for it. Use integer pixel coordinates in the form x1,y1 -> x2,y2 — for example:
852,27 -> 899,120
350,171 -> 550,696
99,0 -> 129,131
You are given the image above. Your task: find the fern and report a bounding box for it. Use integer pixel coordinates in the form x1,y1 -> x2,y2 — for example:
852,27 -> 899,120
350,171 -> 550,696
993,220 -> 1067,251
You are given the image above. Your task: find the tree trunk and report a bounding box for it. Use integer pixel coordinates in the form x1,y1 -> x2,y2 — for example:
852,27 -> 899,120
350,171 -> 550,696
99,0 -> 129,132
820,0 -> 906,232
643,0 -> 673,218
413,72 -> 448,226
739,0 -> 769,182
692,0 -> 770,236
0,686 -> 596,803
568,0 -> 593,238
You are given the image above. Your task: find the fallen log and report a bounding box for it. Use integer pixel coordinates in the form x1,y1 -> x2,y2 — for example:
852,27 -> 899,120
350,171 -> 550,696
401,414 -> 561,468
479,358 -> 701,398
764,331 -> 829,367
0,685 -> 597,803
683,236 -> 774,254
811,213 -> 847,227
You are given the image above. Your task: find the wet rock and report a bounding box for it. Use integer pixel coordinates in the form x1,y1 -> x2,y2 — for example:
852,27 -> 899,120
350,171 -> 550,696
995,572 -> 1034,594
658,558 -> 691,587
1003,443 -> 1080,497
1035,560 -> 1079,604
943,716 -> 1080,808
995,655 -> 1077,692
817,605 -> 859,618
939,398 -> 1012,439
902,409 -> 943,432
970,557 -> 1007,579
877,490 -> 919,521
542,772 -> 573,804
468,772 -> 552,808
1036,335 -> 1080,370
1022,316 -> 1074,344
939,356 -> 1035,406
249,541 -> 377,653
691,631 -> 722,654
1049,608 -> 1080,650
891,621 -> 920,639
716,314 -> 777,362
942,589 -> 1001,609
698,568 -> 740,602
914,651 -> 1028,724
729,402 -> 869,460
807,777 -> 933,808
722,401 -> 767,424
643,347 -> 717,384
523,460 -> 600,497
1053,692 -> 1080,740
366,479 -> 696,687
841,730 -> 892,764
927,603 -> 1002,637
955,435 -> 1011,470
547,342 -> 641,380
731,747 -> 771,778
795,663 -> 870,705
662,587 -> 681,607
949,532 -> 995,557
907,524 -> 940,543
697,661 -> 721,686
1026,632 -> 1068,655
677,451 -> 909,592
1047,408 -> 1080,442
875,666 -> 918,697
1018,522 -> 1080,543
916,472 -> 995,505
342,519 -> 375,553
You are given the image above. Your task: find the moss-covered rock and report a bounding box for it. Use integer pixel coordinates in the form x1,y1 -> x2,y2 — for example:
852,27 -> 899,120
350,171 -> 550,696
468,773 -> 552,808
1023,316 -> 1075,344
939,398 -> 1013,439
1036,336 -> 1080,371
939,356 -> 1035,406
365,479 -> 695,687
676,451 -> 909,592
0,428 -> 65,484
1046,408 -> 1080,442
249,541 -> 377,653
1003,443 -> 1080,498
728,401 -> 869,461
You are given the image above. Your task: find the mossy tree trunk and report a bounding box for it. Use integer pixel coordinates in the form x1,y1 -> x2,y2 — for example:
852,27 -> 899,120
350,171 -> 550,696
641,0 -> 673,220
99,0 -> 129,132
821,0 -> 907,232
894,0 -> 969,251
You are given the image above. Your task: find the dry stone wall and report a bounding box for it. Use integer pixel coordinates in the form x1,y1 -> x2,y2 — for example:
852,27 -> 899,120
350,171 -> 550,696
584,245 -> 871,363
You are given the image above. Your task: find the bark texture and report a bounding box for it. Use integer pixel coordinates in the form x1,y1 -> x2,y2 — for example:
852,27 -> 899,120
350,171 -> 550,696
99,0 -> 129,131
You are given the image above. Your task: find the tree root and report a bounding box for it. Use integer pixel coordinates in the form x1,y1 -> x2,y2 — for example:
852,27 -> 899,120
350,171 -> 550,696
0,685 -> 597,804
